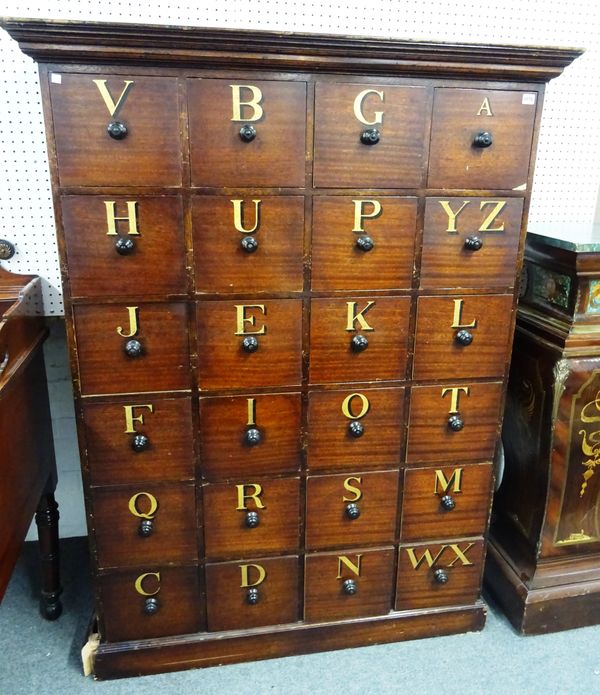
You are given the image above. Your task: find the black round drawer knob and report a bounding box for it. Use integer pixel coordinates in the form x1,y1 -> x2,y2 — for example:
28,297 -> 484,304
360,128 -> 380,145
124,339 -> 143,357
241,336 -> 259,353
348,421 -> 364,438
107,121 -> 128,140
143,597 -> 159,615
455,329 -> 473,346
244,427 -> 262,446
245,511 -> 260,528
246,587 -> 260,605
447,414 -> 464,432
241,236 -> 258,253
464,236 -> 483,251
473,131 -> 493,148
131,434 -> 150,452
138,519 -> 154,537
433,568 -> 449,584
351,335 -> 369,352
356,235 -> 374,252
239,124 -> 257,142
342,578 -> 358,595
115,237 -> 135,255
345,503 -> 361,520
0,239 -> 16,260
440,495 -> 456,511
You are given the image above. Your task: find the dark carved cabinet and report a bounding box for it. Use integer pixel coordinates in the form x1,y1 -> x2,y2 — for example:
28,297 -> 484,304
0,17 -> 580,678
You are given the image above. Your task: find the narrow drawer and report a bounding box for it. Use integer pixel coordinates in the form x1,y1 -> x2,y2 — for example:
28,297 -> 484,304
199,392 -> 302,481
400,463 -> 493,541
305,471 -> 399,550
395,538 -> 485,610
98,565 -> 204,642
205,555 -> 299,631
304,547 -> 395,622
202,477 -> 300,559
92,482 -> 198,569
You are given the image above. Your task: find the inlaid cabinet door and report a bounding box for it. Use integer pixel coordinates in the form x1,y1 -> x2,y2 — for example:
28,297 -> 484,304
49,73 -> 182,186
189,79 -> 306,187
413,294 -> 514,380
311,196 -> 417,291
428,88 -> 538,190
61,195 -> 187,298
313,83 -> 431,188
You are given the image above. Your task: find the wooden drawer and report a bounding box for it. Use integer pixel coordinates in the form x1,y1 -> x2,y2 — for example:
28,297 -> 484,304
202,477 -> 300,559
400,463 -> 493,541
309,296 -> 410,384
197,299 -> 303,390
305,471 -> 399,550
420,197 -> 524,289
311,196 -> 417,291
307,386 -> 405,471
406,381 -> 503,463
313,83 -> 430,188
61,195 -> 187,299
192,195 -> 304,294
428,88 -> 537,190
83,395 -> 194,486
74,302 -> 191,396
205,555 -> 299,631
98,565 -> 204,642
92,483 -> 198,569
199,392 -> 302,481
188,78 -> 306,187
395,538 -> 485,610
49,73 -> 181,187
304,547 -> 395,621
413,294 -> 514,380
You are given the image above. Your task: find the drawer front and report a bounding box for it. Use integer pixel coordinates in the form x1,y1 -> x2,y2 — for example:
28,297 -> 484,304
202,477 -> 300,559
74,302 -> 191,396
420,197 -> 524,289
49,74 -> 182,187
188,79 -> 306,187
413,294 -> 513,380
92,483 -> 198,569
305,471 -> 399,550
205,555 -> 299,631
304,547 -> 395,621
192,195 -> 304,294
83,396 -> 194,486
395,538 -> 485,610
313,83 -> 430,188
309,296 -> 411,384
307,386 -> 405,471
428,88 -> 537,190
197,299 -> 303,390
61,195 -> 187,298
311,196 -> 417,291
400,463 -> 493,541
406,381 -> 503,463
98,565 -> 204,642
199,392 -> 302,481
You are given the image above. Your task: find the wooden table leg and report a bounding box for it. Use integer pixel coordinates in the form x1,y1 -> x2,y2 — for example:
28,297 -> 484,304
35,491 -> 62,620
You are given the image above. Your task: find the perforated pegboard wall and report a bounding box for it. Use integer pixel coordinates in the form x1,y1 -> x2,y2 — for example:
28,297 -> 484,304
1,0 -> 599,315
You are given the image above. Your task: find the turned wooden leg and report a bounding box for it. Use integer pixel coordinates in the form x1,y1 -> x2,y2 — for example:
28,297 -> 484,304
35,491 -> 62,620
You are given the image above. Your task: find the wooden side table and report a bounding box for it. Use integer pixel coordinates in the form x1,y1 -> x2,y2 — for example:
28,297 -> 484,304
486,222 -> 600,633
0,265 -> 62,619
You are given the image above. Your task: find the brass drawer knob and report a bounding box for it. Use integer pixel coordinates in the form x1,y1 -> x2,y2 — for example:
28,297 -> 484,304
124,338 -> 143,357
239,124 -> 257,142
454,329 -> 473,346
351,335 -> 369,352
433,568 -> 449,584
345,502 -> 361,520
342,578 -> 358,595
107,121 -> 128,140
245,511 -> 260,528
0,239 -> 16,260
138,519 -> 154,537
464,236 -> 483,251
356,235 -> 374,252
241,236 -> 258,253
246,587 -> 260,605
440,494 -> 456,511
360,128 -> 380,145
473,131 -> 493,148
143,597 -> 159,615
244,427 -> 262,446
115,237 -> 135,255
447,414 -> 464,432
131,434 -> 150,452
241,336 -> 259,353
348,421 -> 364,438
